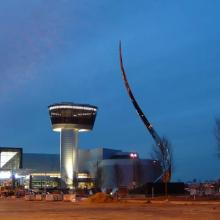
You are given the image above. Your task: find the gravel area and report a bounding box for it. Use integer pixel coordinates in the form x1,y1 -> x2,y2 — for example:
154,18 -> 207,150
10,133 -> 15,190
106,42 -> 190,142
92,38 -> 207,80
0,199 -> 220,220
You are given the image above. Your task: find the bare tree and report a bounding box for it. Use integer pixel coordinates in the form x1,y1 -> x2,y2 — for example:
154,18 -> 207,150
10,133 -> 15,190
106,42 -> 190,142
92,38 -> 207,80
95,167 -> 103,189
151,136 -> 173,179
133,160 -> 141,187
215,118 -> 220,158
95,161 -> 103,189
151,137 -> 173,197
114,164 -> 123,188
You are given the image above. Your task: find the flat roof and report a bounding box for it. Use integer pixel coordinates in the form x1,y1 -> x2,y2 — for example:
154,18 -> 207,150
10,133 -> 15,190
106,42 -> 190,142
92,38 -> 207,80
0,147 -> 22,152
48,102 -> 98,110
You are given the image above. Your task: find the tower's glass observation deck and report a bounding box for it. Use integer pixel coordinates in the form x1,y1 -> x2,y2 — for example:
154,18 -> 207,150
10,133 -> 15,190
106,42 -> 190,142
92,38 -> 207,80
48,102 -> 98,132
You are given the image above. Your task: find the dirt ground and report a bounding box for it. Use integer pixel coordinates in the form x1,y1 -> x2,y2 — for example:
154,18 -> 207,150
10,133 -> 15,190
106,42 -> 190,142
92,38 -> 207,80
0,199 -> 220,220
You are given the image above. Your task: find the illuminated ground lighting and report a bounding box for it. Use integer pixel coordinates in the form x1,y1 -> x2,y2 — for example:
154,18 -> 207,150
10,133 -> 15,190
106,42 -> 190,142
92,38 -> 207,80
48,102 -> 97,188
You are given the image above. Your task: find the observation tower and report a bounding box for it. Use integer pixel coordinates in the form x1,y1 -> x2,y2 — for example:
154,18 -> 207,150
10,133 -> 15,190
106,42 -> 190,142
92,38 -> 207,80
48,102 -> 98,188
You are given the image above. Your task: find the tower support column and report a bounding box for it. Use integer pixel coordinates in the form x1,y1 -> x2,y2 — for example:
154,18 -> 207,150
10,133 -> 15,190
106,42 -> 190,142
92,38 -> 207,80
60,129 -> 78,188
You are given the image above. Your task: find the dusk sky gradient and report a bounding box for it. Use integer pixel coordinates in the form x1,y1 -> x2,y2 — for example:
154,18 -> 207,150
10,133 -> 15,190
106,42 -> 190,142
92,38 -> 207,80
0,0 -> 220,181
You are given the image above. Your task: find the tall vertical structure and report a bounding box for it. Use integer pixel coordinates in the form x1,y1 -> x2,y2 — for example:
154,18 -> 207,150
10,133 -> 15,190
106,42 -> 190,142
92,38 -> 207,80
119,43 -> 171,182
48,102 -> 98,188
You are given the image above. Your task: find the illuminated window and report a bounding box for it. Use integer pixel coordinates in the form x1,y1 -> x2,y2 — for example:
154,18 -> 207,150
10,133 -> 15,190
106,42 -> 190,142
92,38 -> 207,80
0,148 -> 22,170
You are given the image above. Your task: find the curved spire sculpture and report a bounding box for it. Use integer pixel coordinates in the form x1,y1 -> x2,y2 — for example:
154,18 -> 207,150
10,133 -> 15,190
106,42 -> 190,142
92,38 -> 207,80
119,42 -> 171,182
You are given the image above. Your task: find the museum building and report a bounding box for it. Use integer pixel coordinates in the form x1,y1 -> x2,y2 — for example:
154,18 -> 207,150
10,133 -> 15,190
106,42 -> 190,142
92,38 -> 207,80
0,146 -> 161,190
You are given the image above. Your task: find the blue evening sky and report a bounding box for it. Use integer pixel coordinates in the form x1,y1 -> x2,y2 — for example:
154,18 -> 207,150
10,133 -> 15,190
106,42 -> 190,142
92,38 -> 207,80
0,0 -> 220,181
